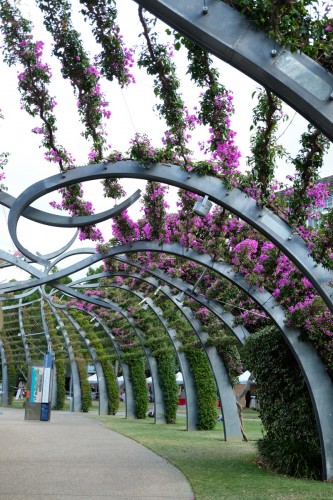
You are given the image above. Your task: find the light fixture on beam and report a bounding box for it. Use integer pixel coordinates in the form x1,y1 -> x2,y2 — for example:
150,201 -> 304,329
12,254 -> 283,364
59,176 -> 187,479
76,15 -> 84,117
175,291 -> 185,302
193,195 -> 212,217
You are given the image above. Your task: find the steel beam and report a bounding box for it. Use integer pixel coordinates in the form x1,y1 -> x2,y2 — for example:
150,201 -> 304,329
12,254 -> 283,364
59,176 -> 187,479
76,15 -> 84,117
78,273 -> 242,439
48,304 -> 82,413
134,0 -> 333,140
52,282 -> 198,429
0,340 -> 8,405
4,161 -> 333,319
61,310 -> 109,416
47,240 -> 333,478
49,287 -> 166,423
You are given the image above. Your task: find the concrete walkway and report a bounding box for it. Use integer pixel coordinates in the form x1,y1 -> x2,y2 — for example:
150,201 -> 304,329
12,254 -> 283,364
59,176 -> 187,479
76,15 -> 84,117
0,407 -> 193,499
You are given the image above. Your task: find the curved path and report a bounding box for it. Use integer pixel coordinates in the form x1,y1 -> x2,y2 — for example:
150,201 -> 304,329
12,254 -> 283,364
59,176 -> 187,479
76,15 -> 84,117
0,407 -> 193,499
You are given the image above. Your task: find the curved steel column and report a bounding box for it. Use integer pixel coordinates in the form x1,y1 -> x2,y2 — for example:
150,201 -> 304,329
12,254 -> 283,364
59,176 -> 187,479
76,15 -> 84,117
48,305 -> 82,413
108,240 -> 333,480
61,282 -> 198,429
71,262 -> 250,345
4,161 -> 333,318
40,299 -> 57,407
134,0 -> 333,140
18,299 -> 31,363
0,340 -> 8,405
55,288 -> 167,424
81,273 -> 242,439
87,314 -> 135,420
51,292 -> 160,422
61,310 -> 109,416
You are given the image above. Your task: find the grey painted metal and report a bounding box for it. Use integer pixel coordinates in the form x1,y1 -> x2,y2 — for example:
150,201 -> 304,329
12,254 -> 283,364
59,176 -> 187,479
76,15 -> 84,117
6,187 -> 141,265
3,161 -> 333,319
78,282 -> 191,428
38,230 -> 79,262
111,241 -> 333,480
85,312 -> 135,420
121,363 -> 135,419
61,310 -> 109,415
52,282 -> 198,430
53,281 -> 198,430
0,340 -> 8,405
115,280 -> 241,439
66,253 -> 250,344
129,282 -> 239,438
39,298 -> 56,406
48,285 -> 166,423
71,264 -> 246,344
79,273 -> 242,439
45,240 -> 333,476
134,0 -> 333,140
2,237 -> 332,463
18,299 -> 31,363
48,304 -> 82,412
145,295 -> 198,431
1,186 -> 140,236
113,258 -> 250,344
0,230 -> 78,269
39,298 -> 52,353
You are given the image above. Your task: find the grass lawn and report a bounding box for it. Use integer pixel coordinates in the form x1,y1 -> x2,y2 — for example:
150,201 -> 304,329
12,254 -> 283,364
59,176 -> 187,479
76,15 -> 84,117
92,409 -> 333,500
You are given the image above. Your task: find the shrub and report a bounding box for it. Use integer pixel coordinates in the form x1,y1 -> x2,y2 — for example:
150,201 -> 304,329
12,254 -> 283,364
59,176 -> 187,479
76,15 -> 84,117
128,356 -> 148,419
100,359 -> 119,415
53,358 -> 66,410
156,352 -> 178,423
184,348 -> 217,430
242,326 -> 322,479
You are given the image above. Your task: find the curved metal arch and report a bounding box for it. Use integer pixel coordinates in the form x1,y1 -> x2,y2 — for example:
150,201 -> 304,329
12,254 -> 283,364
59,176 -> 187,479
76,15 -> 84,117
2,238 -> 332,473
41,247 -> 250,344
79,275 -> 242,440
114,258 -> 250,344
50,299 -> 149,418
110,240 -> 333,480
0,339 -> 8,405
83,310 -> 136,420
134,0 -> 333,140
1,306 -> 26,373
39,298 -> 57,407
18,299 -> 32,363
39,231 -> 79,262
50,282 -> 198,429
0,188 -> 141,263
42,240 -> 333,478
5,161 -> 333,318
48,287 -> 174,424
60,309 -> 109,416
38,286 -> 161,420
46,301 -> 82,413
0,232 -> 78,270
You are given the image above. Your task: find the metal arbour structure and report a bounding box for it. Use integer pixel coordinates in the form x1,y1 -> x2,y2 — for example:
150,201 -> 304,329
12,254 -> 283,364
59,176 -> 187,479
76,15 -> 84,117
1,231 -> 333,476
134,0 -> 333,141
1,162 -> 333,475
0,0 -> 332,481
69,276 -> 242,438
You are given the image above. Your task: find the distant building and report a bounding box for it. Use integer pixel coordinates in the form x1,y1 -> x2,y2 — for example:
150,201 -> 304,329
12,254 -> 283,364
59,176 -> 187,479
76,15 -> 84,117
278,175 -> 333,227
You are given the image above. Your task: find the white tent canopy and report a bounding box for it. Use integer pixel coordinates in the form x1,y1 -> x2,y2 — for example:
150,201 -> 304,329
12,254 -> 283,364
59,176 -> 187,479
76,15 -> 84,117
175,372 -> 183,385
146,372 -> 183,385
87,373 -> 97,384
88,373 -> 184,386
237,370 -> 256,384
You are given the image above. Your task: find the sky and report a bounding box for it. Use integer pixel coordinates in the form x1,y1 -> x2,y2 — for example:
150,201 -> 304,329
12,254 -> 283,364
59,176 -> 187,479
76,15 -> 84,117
0,0 -> 332,283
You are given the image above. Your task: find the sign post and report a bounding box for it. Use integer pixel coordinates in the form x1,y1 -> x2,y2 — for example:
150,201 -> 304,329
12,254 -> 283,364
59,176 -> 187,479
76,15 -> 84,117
24,353 -> 54,421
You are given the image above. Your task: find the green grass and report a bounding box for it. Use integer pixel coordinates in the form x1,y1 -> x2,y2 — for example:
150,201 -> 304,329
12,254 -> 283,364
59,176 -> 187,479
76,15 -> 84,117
91,412 -> 333,500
